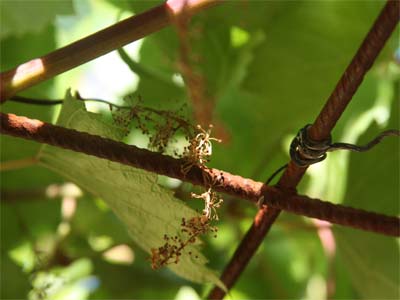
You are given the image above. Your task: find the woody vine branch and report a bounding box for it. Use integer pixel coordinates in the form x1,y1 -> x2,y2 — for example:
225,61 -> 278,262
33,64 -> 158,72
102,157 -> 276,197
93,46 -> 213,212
0,0 -> 219,101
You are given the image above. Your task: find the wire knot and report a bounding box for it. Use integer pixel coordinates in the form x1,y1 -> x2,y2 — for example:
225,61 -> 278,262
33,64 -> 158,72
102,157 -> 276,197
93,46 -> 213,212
290,124 -> 331,167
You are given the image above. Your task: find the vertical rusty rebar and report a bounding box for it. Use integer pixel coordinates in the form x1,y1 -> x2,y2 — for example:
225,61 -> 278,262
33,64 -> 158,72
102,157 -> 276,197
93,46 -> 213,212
208,1 -> 399,298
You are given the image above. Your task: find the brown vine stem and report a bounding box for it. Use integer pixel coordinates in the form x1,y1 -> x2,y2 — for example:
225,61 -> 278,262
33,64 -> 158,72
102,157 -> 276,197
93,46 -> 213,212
208,1 -> 400,298
1,112 -> 399,237
173,1 -> 214,126
0,0 -> 219,102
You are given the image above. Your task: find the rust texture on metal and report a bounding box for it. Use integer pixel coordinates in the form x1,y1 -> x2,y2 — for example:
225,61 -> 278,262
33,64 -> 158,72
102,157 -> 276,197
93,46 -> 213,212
208,207 -> 281,300
0,112 -> 265,202
2,111 -> 399,236
208,1 -> 399,298
1,1 -> 399,298
266,191 -> 400,237
210,207 -> 280,300
309,0 -> 400,141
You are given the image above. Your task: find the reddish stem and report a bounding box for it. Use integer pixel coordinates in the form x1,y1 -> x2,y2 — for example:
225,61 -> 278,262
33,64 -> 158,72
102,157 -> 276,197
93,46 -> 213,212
0,0 -> 219,102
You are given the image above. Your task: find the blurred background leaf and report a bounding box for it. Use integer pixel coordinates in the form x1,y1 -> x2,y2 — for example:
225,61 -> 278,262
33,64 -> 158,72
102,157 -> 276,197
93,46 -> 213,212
0,0 -> 74,39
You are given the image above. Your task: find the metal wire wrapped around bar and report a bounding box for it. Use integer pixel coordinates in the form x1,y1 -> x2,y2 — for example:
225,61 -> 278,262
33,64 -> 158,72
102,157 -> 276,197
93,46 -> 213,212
290,124 -> 400,167
290,124 -> 331,167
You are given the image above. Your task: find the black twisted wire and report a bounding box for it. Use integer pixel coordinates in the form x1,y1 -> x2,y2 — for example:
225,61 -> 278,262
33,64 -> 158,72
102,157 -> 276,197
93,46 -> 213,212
290,124 -> 399,167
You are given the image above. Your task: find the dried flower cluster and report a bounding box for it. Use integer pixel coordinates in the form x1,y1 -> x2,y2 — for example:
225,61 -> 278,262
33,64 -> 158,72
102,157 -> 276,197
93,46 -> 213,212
150,125 -> 224,270
150,216 -> 218,270
110,95 -> 194,153
109,95 -> 224,270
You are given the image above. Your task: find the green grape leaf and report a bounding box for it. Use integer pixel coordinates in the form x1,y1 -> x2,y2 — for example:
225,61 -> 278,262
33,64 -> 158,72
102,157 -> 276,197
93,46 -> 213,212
335,229 -> 399,299
37,90 -> 224,288
215,1 -> 387,178
128,1 -> 387,181
334,97 -> 399,299
71,197 -> 132,246
0,0 -> 74,39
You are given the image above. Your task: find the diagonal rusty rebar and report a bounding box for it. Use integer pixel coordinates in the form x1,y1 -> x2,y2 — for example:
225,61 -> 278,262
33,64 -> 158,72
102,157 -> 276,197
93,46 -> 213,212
208,1 -> 400,298
1,112 -> 399,237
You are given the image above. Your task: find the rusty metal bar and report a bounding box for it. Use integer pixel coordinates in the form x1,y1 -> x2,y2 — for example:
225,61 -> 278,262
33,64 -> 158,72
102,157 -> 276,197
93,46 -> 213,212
2,112 -> 399,237
0,112 -> 265,202
208,1 -> 399,298
265,190 -> 400,237
309,1 -> 400,141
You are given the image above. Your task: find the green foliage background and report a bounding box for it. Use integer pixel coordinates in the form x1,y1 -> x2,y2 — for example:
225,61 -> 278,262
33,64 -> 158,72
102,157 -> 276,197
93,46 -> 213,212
1,0 -> 399,299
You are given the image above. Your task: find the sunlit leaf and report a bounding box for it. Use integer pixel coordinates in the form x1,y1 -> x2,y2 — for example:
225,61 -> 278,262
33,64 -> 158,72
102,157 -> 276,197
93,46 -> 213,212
38,90 -> 223,287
